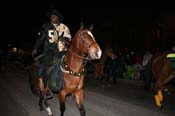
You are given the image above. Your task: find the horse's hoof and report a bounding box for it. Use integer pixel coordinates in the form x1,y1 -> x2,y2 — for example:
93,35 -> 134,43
46,90 -> 54,99
159,106 -> 166,111
46,95 -> 54,100
48,114 -> 53,116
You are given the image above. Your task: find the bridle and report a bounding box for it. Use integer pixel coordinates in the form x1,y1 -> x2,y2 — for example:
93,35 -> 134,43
67,30 -> 97,60
60,30 -> 97,77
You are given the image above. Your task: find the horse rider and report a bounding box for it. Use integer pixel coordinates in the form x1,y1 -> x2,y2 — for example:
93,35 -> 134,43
31,8 -> 72,96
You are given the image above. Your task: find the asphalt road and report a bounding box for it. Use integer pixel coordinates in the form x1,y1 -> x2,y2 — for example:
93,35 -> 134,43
0,62 -> 174,116
0,81 -> 28,116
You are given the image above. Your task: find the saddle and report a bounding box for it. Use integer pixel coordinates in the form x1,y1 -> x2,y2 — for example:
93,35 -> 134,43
47,55 -> 64,93
33,53 -> 65,93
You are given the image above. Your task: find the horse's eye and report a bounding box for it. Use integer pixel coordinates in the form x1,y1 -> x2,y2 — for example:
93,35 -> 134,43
84,34 -> 88,38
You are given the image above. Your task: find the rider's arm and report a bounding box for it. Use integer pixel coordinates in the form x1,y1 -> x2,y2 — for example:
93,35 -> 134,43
33,30 -> 45,51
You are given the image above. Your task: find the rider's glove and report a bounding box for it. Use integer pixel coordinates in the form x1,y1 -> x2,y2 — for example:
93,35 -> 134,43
32,49 -> 37,57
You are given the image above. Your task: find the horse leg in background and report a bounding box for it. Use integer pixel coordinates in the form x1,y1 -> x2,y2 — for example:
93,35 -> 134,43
105,66 -> 111,82
152,82 -> 169,110
37,78 -> 53,116
152,75 -> 164,109
58,91 -> 66,116
170,78 -> 175,95
143,70 -> 152,91
99,65 -> 106,81
143,63 -> 153,91
159,78 -> 175,109
94,64 -> 103,80
153,88 -> 164,109
94,65 -> 99,79
74,89 -> 86,116
112,68 -> 118,84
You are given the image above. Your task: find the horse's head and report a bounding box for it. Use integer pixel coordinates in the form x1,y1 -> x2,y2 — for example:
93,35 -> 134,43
70,23 -> 102,60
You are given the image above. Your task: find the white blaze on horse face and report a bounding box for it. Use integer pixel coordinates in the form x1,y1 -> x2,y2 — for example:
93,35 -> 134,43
87,31 -> 102,59
87,31 -> 95,41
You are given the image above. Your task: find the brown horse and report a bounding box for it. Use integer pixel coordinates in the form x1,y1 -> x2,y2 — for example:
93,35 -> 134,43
29,23 -> 102,116
151,52 -> 175,110
94,47 -> 116,80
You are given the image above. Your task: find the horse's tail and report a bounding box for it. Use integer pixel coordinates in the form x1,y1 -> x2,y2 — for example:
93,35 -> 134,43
27,64 -> 39,96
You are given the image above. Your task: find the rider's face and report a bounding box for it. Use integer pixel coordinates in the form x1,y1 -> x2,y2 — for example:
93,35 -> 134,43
50,15 -> 59,24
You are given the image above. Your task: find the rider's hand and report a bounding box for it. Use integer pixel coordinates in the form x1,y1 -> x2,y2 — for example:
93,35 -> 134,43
32,49 -> 37,57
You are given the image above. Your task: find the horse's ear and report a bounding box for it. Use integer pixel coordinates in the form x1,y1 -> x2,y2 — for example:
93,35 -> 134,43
89,24 -> 93,31
80,21 -> 84,29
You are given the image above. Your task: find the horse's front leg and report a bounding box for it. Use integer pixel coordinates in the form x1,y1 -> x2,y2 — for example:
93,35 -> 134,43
58,91 -> 66,116
37,78 -> 45,111
38,78 -> 53,116
44,91 -> 53,116
74,89 -> 86,116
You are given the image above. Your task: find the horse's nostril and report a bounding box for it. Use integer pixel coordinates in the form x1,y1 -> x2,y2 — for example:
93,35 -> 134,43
95,52 -> 101,59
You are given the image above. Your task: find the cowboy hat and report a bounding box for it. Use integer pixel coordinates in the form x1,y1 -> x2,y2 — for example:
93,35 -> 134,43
47,9 -> 63,21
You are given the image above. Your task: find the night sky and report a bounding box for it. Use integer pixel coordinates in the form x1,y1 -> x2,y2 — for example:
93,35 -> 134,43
8,1 -> 174,52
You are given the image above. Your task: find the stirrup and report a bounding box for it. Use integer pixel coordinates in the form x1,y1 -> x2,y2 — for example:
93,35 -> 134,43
46,89 -> 53,99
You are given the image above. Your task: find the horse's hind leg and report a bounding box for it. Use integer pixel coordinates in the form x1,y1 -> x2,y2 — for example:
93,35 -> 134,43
153,89 -> 162,109
74,90 -> 86,116
58,91 -> 66,116
153,86 -> 168,110
161,88 -> 170,110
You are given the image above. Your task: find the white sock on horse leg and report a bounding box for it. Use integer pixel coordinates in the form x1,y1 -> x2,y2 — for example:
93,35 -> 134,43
46,107 -> 52,115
